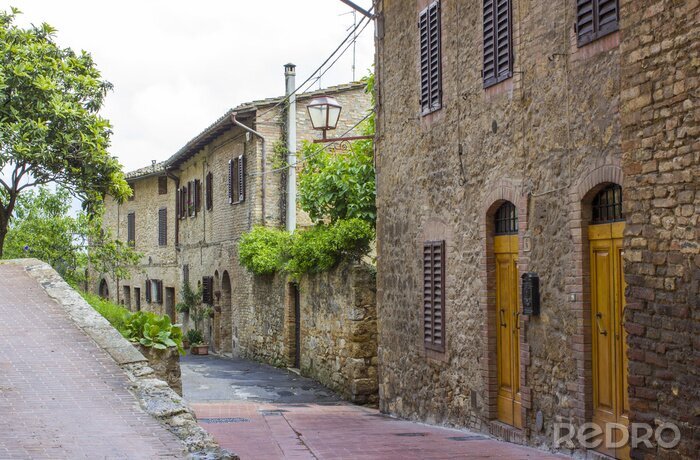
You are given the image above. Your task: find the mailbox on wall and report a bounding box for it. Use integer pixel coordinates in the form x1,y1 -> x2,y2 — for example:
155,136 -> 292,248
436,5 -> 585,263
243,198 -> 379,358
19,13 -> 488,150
521,272 -> 540,316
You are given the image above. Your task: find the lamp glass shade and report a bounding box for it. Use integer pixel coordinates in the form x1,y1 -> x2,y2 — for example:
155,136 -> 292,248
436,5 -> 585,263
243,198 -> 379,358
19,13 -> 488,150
307,96 -> 342,131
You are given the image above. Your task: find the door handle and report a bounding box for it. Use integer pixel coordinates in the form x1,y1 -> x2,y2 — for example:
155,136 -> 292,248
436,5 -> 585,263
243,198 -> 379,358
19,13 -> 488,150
595,312 -> 608,336
499,309 -> 507,328
514,310 -> 521,331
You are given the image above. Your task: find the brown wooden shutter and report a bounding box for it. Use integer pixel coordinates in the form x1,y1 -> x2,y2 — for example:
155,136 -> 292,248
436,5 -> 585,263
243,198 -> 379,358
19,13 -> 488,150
156,280 -> 163,304
228,159 -> 234,204
576,0 -> 619,47
423,240 -> 445,352
419,1 -> 441,115
187,181 -> 194,217
238,155 -> 245,203
202,276 -> 214,305
145,279 -> 151,303
206,172 -> 213,210
158,176 -> 168,195
483,0 -> 513,87
175,187 -> 180,219
194,179 -> 201,213
127,212 -> 136,247
158,208 -> 167,246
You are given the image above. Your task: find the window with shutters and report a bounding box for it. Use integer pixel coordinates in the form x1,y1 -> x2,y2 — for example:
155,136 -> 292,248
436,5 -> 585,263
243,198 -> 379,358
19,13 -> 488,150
180,186 -> 187,219
483,0 -> 513,88
205,172 -> 213,210
158,176 -> 168,195
145,279 -> 152,303
576,0 -> 619,47
158,208 -> 167,246
187,181 -> 195,217
423,240 -> 446,352
419,1 -> 442,115
229,155 -> 246,204
202,276 -> 214,305
194,179 -> 201,213
150,279 -> 163,304
127,212 -> 136,247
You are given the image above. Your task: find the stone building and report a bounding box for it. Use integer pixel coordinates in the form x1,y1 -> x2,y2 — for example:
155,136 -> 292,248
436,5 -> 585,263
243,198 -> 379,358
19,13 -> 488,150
94,76 -> 377,402
374,0 -> 696,458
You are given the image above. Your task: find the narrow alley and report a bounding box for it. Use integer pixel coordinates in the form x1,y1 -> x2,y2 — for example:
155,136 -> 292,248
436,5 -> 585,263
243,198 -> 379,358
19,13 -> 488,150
182,354 -> 565,460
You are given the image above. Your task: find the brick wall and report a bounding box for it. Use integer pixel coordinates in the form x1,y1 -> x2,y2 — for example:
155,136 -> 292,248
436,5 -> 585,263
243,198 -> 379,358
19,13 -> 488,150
619,1 -> 699,458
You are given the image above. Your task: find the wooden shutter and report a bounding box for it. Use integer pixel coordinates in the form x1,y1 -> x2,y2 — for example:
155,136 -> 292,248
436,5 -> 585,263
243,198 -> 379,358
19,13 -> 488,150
483,0 -> 513,87
158,208 -> 167,246
206,172 -> 213,210
127,212 -> 135,247
576,0 -> 619,47
202,276 -> 214,305
194,179 -> 201,213
238,155 -> 245,203
183,265 -> 189,285
419,1 -> 441,115
156,280 -> 163,304
423,240 -> 445,352
228,160 -> 234,204
158,176 -> 168,195
145,279 -> 151,303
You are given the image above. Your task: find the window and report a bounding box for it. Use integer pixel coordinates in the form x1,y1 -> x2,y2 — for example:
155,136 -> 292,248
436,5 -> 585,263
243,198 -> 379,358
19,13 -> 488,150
229,155 -> 245,204
202,276 -> 214,305
179,186 -> 187,219
576,0 -> 619,47
158,176 -> 168,195
592,184 -> 623,223
187,181 -> 195,217
127,212 -> 136,246
494,202 -> 518,235
146,279 -> 163,304
206,172 -> 213,210
483,0 -> 513,88
423,240 -> 445,352
134,287 -> 141,311
158,208 -> 167,246
194,179 -> 201,213
419,1 -> 442,115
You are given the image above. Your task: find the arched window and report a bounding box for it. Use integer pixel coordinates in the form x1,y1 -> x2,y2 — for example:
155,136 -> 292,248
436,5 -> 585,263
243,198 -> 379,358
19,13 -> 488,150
592,184 -> 623,224
494,202 -> 518,235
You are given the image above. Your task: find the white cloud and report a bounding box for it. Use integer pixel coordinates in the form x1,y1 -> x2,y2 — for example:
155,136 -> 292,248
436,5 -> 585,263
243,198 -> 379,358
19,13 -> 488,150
2,0 -> 375,171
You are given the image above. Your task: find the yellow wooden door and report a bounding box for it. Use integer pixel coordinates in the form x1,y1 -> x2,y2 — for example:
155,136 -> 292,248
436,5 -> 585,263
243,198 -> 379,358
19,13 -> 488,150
590,221 -> 628,459
495,234 -> 522,428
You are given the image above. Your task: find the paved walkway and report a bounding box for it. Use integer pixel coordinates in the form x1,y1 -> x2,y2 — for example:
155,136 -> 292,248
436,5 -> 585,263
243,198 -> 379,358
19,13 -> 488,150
183,354 -> 565,460
0,263 -> 184,459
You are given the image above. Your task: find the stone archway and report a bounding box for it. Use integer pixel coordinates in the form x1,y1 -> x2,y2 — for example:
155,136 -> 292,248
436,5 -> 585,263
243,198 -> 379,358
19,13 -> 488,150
212,271 -> 221,353
98,279 -> 109,299
220,271 -> 232,354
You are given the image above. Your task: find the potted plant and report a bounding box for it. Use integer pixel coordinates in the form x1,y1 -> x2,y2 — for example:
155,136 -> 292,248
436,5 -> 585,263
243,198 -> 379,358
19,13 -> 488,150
187,329 -> 207,355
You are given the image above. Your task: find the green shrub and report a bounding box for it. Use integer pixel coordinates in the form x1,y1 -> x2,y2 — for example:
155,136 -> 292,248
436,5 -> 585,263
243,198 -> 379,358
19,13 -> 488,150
81,291 -> 130,335
124,311 -> 184,355
186,328 -> 204,346
238,226 -> 291,275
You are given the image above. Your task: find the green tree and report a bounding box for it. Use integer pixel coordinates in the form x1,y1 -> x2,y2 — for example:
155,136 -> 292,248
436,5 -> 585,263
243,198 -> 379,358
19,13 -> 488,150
0,9 -> 130,256
298,73 -> 375,225
3,186 -> 87,285
88,226 -> 142,304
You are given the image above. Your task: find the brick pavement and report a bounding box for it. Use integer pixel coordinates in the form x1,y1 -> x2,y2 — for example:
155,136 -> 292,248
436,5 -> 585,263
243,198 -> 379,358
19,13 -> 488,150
0,263 -> 184,459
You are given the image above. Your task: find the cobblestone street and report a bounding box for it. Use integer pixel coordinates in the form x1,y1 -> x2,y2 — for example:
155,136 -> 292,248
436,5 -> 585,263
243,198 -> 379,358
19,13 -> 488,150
183,354 -> 566,460
0,262 -> 184,459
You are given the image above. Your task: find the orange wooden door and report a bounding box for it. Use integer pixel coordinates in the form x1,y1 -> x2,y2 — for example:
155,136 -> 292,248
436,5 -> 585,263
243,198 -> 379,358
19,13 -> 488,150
495,234 -> 522,428
590,222 -> 628,459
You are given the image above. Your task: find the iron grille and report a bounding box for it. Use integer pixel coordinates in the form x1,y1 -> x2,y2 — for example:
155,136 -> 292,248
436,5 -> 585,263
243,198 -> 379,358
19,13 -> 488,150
592,184 -> 623,223
494,202 -> 518,235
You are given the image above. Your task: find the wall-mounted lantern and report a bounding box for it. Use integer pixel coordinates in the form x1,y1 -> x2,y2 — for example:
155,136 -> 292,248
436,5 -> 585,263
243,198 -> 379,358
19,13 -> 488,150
306,96 -> 373,144
521,272 -> 540,316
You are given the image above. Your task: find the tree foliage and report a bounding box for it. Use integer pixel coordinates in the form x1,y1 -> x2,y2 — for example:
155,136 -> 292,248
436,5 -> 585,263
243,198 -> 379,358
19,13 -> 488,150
3,186 -> 87,285
0,9 -> 130,255
297,73 -> 375,225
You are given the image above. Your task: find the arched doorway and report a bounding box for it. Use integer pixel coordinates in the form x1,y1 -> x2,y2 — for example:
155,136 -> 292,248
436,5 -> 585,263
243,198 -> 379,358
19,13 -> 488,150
212,271 -> 221,353
588,184 -> 628,459
493,201 -> 522,429
220,271 -> 232,354
98,279 -> 109,299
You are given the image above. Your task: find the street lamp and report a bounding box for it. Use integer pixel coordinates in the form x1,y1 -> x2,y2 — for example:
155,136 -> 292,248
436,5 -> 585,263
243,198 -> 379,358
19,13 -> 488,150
306,96 -> 342,140
306,96 -> 373,144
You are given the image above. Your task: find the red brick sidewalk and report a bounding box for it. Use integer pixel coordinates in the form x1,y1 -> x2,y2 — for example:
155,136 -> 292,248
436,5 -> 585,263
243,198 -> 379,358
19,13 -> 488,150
192,401 -> 566,460
0,264 -> 184,459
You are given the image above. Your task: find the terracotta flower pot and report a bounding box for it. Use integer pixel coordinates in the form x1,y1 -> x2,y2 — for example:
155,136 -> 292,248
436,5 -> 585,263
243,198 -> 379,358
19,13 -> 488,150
190,344 -> 209,355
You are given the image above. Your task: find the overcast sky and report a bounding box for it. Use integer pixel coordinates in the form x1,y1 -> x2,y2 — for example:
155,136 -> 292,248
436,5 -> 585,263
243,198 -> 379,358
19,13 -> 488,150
3,0 -> 375,172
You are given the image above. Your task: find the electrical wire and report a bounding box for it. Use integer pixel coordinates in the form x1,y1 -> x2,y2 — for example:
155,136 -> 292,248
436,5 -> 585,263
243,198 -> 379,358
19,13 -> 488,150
254,5 -> 374,123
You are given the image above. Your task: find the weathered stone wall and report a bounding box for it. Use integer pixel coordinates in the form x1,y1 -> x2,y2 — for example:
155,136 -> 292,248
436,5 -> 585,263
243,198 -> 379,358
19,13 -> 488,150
619,1 -> 699,458
137,344 -> 183,396
298,261 -> 378,404
376,0 -> 623,450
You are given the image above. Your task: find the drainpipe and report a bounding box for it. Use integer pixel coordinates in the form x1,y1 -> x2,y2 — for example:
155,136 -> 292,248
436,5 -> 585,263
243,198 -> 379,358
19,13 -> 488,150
230,113 -> 266,226
166,171 -> 180,245
284,63 -> 297,233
